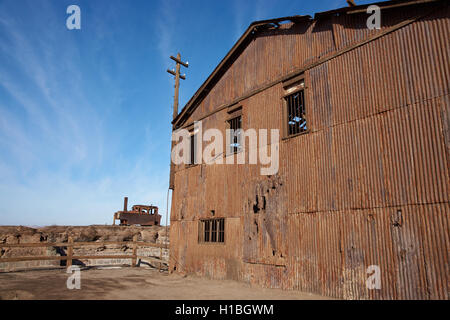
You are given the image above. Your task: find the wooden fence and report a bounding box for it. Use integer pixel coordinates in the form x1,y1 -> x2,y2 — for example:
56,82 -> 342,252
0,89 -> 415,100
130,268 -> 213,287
0,235 -> 168,270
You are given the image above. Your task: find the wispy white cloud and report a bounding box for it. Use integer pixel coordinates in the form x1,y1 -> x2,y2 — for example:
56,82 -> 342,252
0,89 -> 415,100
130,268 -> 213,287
0,107 -> 37,174
233,0 -> 247,41
0,0 -> 171,226
155,0 -> 178,72
232,0 -> 274,41
0,0 -> 112,169
0,162 -> 169,226
253,0 -> 268,21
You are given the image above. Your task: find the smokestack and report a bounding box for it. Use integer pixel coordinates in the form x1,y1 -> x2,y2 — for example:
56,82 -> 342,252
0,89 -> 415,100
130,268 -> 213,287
123,197 -> 128,212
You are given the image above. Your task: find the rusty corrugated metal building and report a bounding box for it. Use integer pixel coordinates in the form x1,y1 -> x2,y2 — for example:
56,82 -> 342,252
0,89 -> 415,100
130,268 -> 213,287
169,0 -> 449,299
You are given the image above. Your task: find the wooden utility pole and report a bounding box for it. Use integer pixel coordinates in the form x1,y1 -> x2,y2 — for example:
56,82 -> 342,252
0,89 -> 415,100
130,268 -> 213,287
167,53 -> 188,123
167,53 -> 189,190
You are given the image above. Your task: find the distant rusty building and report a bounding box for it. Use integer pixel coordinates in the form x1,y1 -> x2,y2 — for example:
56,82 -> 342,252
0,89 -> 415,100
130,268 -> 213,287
114,197 -> 161,226
169,0 -> 449,299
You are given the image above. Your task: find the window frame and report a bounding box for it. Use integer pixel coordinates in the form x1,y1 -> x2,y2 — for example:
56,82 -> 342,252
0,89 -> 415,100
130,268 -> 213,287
281,76 -> 310,140
225,106 -> 243,156
198,218 -> 225,244
186,126 -> 199,168
227,115 -> 243,155
190,132 -> 196,165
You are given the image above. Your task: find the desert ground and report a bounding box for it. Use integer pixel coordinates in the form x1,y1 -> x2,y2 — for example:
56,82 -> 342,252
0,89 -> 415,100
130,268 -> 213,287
0,225 -> 331,300
0,266 -> 331,300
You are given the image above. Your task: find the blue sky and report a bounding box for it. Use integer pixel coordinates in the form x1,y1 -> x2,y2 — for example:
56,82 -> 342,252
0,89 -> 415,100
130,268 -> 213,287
0,0 -> 377,226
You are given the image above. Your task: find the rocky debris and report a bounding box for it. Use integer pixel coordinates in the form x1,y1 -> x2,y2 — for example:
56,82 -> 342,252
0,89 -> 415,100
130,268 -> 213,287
0,225 -> 170,272
0,225 -> 169,243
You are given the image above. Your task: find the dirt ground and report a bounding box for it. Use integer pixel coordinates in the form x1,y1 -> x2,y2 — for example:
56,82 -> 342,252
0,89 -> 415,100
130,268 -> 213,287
0,266 -> 331,300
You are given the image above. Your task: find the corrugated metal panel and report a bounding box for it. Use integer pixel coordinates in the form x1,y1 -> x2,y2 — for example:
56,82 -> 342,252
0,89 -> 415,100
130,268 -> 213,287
285,204 -> 449,299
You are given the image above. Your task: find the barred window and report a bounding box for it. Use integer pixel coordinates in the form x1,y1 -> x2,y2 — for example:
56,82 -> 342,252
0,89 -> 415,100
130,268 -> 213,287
199,218 -> 225,243
285,83 -> 307,136
228,116 -> 242,154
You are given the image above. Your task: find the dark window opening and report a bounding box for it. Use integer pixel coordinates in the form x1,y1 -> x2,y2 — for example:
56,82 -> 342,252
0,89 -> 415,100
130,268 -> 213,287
190,133 -> 196,164
228,116 -> 242,153
199,218 -> 225,243
286,89 -> 307,136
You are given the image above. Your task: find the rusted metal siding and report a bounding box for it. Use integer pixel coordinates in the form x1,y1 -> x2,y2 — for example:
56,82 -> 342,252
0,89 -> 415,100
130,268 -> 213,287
170,1 -> 449,300
286,203 -> 449,299
169,217 -> 244,280
283,96 -> 450,214
184,19 -> 336,124
181,3 -> 449,128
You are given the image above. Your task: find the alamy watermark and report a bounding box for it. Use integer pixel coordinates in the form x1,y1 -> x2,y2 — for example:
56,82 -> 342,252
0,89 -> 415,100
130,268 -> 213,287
66,265 -> 81,289
171,121 -> 279,175
66,5 -> 81,30
366,265 -> 381,290
367,5 -> 381,30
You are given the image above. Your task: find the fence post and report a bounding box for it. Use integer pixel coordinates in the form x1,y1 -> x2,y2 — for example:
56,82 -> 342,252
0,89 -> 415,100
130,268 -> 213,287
67,236 -> 73,268
132,235 -> 138,267
159,244 -> 162,271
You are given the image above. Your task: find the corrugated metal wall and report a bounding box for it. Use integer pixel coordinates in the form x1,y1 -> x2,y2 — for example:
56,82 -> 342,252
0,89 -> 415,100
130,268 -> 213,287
170,2 -> 449,299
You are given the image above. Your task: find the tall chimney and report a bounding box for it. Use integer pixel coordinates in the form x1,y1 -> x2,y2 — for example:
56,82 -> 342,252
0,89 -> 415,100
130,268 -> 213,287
123,197 -> 128,212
